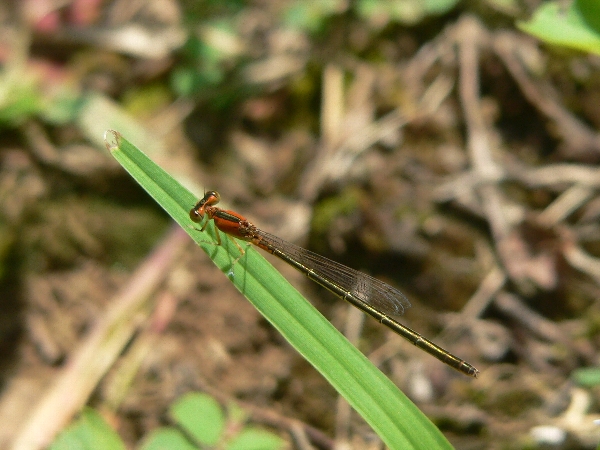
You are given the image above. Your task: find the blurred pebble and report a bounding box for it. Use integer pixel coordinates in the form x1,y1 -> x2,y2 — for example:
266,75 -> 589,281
530,425 -> 567,446
407,365 -> 434,403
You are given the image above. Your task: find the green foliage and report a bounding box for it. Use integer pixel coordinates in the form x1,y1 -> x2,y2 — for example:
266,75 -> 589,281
139,428 -> 198,450
171,20 -> 243,98
168,393 -> 225,446
572,366 -> 600,387
140,393 -> 285,450
173,0 -> 463,99
50,393 -> 285,450
283,0 -> 460,32
0,0 -> 469,129
282,0 -> 348,33
0,75 -> 42,126
518,0 -> 600,55
0,64 -> 82,128
356,0 -> 459,27
49,408 -> 126,450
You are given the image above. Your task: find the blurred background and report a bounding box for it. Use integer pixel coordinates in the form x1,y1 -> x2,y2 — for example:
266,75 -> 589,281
1,0 -> 600,449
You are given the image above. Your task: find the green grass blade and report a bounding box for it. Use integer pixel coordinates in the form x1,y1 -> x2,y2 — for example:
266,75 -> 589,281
104,130 -> 454,450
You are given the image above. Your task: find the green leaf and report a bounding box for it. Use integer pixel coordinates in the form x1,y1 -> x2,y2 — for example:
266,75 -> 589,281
226,428 -> 285,450
572,366 -> 600,387
283,0 -> 343,33
169,393 -> 225,446
105,130 -> 455,450
0,79 -> 42,126
518,0 -> 600,56
49,408 -> 126,450
138,427 -> 197,450
356,0 -> 459,27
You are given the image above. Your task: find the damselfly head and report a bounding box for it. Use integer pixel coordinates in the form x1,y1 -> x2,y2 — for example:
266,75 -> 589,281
190,191 -> 222,222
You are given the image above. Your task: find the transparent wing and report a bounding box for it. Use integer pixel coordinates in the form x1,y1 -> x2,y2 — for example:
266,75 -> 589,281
255,229 -> 411,317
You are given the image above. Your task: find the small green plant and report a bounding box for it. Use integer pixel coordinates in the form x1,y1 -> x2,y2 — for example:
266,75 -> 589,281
355,0 -> 459,27
282,0 -> 460,32
141,392 -> 285,450
171,19 -> 244,99
0,63 -> 81,128
49,393 -> 285,450
518,0 -> 600,55
571,366 -> 600,387
49,408 -> 125,450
